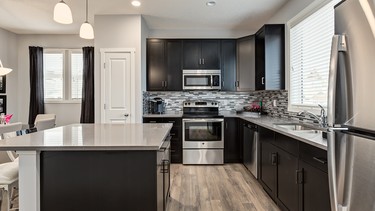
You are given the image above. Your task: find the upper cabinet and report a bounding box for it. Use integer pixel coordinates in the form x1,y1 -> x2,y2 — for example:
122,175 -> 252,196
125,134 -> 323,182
236,35 -> 256,91
147,39 -> 183,91
183,40 -> 221,69
221,40 -> 237,91
255,24 -> 285,90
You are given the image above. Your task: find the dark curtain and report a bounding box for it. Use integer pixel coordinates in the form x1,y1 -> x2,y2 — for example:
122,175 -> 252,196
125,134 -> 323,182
28,46 -> 44,125
80,46 -> 95,123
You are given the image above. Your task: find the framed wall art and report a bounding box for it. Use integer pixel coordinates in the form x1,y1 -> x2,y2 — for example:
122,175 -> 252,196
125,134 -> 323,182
0,76 -> 6,93
0,95 -> 6,114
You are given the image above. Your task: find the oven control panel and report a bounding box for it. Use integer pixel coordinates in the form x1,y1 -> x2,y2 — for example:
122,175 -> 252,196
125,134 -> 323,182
183,100 -> 219,108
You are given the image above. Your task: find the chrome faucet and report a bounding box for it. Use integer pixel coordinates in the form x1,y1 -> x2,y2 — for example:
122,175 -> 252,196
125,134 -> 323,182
297,104 -> 327,127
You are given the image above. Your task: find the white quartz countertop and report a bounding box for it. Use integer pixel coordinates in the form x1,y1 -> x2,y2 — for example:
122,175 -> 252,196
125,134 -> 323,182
143,112 -> 328,150
0,123 -> 173,151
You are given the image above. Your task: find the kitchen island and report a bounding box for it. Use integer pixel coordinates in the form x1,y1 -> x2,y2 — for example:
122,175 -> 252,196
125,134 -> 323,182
0,123 -> 172,211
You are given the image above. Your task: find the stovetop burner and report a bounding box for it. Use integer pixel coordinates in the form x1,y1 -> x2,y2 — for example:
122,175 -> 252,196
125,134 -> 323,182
182,100 -> 222,118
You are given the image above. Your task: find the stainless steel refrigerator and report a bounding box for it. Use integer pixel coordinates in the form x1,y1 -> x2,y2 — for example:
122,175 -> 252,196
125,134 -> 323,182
328,0 -> 375,210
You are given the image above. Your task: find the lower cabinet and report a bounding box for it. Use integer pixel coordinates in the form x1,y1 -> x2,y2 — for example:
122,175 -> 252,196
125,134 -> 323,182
259,126 -> 330,211
224,118 -> 242,163
143,117 -> 182,163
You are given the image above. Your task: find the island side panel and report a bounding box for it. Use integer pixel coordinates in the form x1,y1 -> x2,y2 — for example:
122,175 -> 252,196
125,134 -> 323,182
40,151 -> 158,211
18,151 -> 40,211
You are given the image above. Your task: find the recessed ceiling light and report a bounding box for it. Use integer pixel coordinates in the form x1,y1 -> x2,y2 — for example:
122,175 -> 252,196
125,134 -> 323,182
206,1 -> 216,6
131,0 -> 141,7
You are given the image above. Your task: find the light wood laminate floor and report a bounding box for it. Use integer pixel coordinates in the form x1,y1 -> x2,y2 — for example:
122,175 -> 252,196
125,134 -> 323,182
167,164 -> 280,211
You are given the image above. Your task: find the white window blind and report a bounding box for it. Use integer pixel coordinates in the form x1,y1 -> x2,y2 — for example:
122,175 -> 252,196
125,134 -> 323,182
43,49 -> 83,102
71,53 -> 83,99
289,0 -> 340,110
44,52 -> 64,99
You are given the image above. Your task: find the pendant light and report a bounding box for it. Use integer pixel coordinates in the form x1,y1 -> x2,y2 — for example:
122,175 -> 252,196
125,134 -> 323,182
0,60 -> 12,76
80,0 -> 94,39
53,0 -> 73,24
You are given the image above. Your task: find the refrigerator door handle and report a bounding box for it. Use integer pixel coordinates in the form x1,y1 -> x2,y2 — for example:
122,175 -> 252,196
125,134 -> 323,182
327,34 -> 348,211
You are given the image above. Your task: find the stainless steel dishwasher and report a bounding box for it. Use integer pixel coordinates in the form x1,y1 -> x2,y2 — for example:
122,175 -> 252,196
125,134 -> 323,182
243,122 -> 258,178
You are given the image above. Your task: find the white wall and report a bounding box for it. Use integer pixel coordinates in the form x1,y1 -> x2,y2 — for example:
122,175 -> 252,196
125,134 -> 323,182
266,0 -> 315,24
94,15 -> 149,123
17,34 -> 93,126
0,28 -> 18,122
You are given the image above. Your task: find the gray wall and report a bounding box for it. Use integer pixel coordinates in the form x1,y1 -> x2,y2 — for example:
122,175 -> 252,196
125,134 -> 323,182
267,0 -> 316,24
94,15 -> 148,123
16,34 -> 93,126
0,28 -> 18,122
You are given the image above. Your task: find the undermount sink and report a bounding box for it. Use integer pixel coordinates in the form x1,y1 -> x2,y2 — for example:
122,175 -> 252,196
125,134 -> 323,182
274,123 -> 320,133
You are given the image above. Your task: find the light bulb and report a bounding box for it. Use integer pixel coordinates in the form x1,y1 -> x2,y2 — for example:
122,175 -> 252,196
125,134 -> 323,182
53,0 -> 73,24
80,22 -> 94,39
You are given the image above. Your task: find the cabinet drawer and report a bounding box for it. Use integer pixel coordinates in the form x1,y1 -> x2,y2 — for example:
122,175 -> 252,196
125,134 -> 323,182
299,142 -> 328,173
274,133 -> 299,156
143,118 -> 164,123
164,118 -> 182,126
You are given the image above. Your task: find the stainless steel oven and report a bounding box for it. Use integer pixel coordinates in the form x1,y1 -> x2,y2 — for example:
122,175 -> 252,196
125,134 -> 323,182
182,100 -> 224,164
182,69 -> 221,90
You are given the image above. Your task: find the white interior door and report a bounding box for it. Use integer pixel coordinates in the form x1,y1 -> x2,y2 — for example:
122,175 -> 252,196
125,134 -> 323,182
102,51 -> 133,123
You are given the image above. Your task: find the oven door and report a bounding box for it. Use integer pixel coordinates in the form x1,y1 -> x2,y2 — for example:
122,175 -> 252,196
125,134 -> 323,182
182,119 -> 224,148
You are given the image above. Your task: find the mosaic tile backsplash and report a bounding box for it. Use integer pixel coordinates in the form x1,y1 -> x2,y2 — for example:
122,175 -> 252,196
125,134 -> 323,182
144,90 -> 288,117
143,90 -> 322,124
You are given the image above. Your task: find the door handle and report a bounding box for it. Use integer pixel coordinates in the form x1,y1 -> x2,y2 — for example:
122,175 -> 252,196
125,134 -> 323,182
313,157 -> 327,164
296,169 -> 303,184
199,58 -> 202,65
202,58 -> 205,64
261,77 -> 265,85
124,114 -> 129,117
271,153 -> 278,166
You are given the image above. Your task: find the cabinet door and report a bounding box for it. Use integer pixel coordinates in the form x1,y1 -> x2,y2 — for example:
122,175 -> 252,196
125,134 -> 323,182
224,118 -> 241,163
255,28 -> 265,90
299,161 -> 330,211
166,40 -> 183,91
236,36 -> 255,91
255,25 -> 285,90
221,40 -> 237,91
201,40 -> 220,69
260,141 -> 277,199
276,149 -> 299,211
183,40 -> 201,69
147,40 -> 166,91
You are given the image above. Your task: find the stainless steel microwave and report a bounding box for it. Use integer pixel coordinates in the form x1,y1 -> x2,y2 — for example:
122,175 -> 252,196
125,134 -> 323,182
182,70 -> 221,90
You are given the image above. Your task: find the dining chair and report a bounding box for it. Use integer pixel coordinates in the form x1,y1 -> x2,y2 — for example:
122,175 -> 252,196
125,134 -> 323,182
0,158 -> 19,211
0,123 -> 22,163
35,118 -> 56,131
34,114 -> 56,124
34,114 -> 56,131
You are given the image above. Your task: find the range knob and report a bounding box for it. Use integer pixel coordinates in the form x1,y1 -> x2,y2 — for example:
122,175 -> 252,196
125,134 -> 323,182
211,102 -> 214,105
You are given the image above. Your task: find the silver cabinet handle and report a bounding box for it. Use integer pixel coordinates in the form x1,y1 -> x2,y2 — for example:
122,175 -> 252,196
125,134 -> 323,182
202,58 -> 205,64
261,77 -> 265,85
199,58 -> 202,65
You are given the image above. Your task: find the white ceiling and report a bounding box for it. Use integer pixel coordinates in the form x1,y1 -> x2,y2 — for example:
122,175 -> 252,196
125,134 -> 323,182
0,0 -> 289,35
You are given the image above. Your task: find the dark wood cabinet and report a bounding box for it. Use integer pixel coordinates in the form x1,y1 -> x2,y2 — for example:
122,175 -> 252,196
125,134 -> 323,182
221,40 -> 237,91
259,127 -> 329,211
236,35 -> 256,91
276,147 -> 299,211
143,117 -> 182,163
299,143 -> 330,211
259,127 -> 277,198
224,118 -> 242,163
255,24 -> 285,90
183,40 -> 220,69
147,39 -> 182,91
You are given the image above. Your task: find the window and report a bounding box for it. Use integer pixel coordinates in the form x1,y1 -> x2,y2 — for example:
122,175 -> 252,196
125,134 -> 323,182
43,49 -> 83,102
287,0 -> 340,112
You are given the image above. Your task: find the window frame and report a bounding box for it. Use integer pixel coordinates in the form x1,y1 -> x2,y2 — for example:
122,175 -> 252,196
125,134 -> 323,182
286,0 -> 335,114
43,48 -> 83,104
